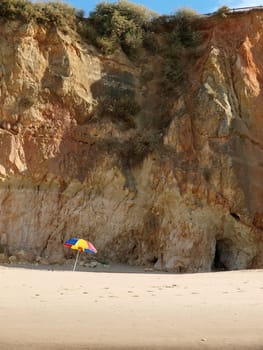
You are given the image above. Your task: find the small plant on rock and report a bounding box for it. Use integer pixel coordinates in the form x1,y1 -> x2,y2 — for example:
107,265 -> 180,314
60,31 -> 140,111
216,5 -> 231,18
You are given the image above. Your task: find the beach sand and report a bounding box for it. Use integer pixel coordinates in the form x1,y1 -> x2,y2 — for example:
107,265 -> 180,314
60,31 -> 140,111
0,264 -> 263,349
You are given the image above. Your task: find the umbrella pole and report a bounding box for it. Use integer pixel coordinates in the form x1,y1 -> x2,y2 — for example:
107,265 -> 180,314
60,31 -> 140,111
73,250 -> 80,272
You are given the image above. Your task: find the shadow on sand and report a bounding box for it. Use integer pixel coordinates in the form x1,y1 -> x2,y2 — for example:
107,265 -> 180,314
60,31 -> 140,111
0,262 -> 175,275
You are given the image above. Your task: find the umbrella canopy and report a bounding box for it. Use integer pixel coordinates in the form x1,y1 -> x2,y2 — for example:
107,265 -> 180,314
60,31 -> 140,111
64,238 -> 97,254
64,237 -> 97,271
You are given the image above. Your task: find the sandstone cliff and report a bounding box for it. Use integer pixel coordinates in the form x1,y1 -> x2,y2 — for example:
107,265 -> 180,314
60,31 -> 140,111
0,9 -> 262,272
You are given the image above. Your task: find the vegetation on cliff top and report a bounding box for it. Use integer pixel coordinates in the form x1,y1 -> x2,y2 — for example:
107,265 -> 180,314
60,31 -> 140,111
0,1 -> 201,53
84,1 -> 157,56
0,0 -> 78,28
80,2 -> 201,57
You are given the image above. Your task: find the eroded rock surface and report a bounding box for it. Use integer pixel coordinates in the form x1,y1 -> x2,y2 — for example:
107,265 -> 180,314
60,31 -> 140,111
0,12 -> 262,272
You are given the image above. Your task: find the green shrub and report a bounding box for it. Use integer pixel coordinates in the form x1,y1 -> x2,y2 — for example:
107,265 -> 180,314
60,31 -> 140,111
98,96 -> 140,128
88,0 -> 157,56
76,9 -> 85,18
162,58 -> 184,81
216,5 -> 231,18
143,31 -> 159,53
158,7 -> 201,94
174,7 -> 199,20
0,0 -> 77,29
0,0 -> 35,20
160,56 -> 186,94
123,132 -> 157,167
34,2 -> 77,28
90,1 -> 156,31
77,20 -> 98,43
106,131 -> 160,169
169,7 -> 201,48
96,35 -> 119,55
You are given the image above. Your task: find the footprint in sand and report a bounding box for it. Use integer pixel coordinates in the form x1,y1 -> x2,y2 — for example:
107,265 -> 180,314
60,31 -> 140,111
164,284 -> 178,289
82,291 -> 88,294
191,292 -> 199,295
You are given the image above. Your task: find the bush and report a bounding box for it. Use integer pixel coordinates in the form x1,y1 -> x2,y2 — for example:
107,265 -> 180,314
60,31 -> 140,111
216,5 -> 231,18
104,131 -> 160,170
0,0 -> 35,20
0,0 -> 77,29
169,7 -> 201,48
88,0 -> 157,56
143,31 -> 159,53
77,20 -> 98,43
90,1 -> 156,30
162,58 -> 184,81
122,132 -> 159,167
34,2 -> 77,28
100,96 -> 140,117
157,7 -> 201,94
96,35 -> 119,55
160,58 -> 185,93
98,96 -> 140,128
174,7 -> 199,20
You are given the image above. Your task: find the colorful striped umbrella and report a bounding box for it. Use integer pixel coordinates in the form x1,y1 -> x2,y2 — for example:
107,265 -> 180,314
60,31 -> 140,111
64,238 -> 97,271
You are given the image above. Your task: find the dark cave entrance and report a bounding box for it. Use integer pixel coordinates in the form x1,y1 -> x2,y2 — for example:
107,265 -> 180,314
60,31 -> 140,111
212,238 -> 234,271
230,212 -> 240,221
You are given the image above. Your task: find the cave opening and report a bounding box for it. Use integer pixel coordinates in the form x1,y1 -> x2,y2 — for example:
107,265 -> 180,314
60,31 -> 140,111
148,256 -> 158,264
230,212 -> 240,221
212,238 -> 233,271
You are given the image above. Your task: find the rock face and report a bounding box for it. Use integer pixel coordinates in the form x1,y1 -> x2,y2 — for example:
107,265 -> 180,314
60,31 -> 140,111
0,11 -> 262,272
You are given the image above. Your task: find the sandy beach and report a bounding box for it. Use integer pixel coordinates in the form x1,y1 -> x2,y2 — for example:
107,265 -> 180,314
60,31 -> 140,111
0,264 -> 263,349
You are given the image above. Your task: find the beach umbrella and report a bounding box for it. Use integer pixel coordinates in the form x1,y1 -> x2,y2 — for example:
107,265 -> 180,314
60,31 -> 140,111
64,238 -> 97,271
